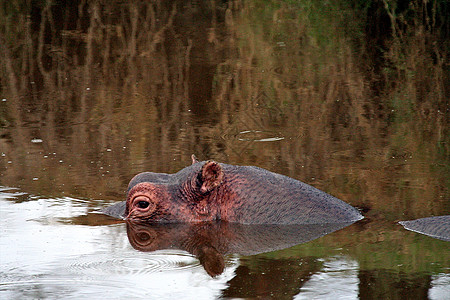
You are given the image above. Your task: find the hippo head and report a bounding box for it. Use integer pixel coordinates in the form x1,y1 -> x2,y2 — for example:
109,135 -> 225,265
125,160 -> 224,222
101,154 -> 363,225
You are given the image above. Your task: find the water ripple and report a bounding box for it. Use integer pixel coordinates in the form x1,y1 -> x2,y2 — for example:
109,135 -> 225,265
68,250 -> 202,276
222,130 -> 285,142
0,277 -> 154,299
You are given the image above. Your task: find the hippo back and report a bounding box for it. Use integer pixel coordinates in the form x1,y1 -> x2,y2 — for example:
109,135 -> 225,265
399,215 -> 450,241
221,164 -> 363,225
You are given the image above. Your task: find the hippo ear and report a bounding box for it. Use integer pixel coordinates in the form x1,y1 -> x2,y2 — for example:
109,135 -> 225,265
191,154 -> 199,165
200,161 -> 223,194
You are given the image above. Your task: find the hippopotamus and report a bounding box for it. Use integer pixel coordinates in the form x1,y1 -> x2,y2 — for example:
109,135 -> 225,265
103,155 -> 363,224
399,215 -> 450,242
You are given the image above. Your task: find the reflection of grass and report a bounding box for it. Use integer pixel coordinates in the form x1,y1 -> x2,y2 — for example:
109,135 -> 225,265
0,101 -> 11,127
222,0 -> 448,218
0,1 -> 447,217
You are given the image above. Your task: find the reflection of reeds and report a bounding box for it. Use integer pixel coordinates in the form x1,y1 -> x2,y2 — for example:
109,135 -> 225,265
212,1 -> 448,218
0,1 -> 447,217
0,1 -> 193,198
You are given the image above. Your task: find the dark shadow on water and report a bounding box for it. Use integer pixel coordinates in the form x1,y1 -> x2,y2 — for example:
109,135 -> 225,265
125,220 -> 356,277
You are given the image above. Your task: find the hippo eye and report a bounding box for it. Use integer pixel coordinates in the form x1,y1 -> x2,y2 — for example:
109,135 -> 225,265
137,201 -> 150,209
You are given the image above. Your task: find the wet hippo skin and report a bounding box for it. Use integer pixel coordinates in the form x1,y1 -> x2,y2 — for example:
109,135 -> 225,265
399,215 -> 450,241
103,155 -> 363,224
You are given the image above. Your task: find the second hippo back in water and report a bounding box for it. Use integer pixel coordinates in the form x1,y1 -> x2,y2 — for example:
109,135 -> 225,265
105,156 -> 363,225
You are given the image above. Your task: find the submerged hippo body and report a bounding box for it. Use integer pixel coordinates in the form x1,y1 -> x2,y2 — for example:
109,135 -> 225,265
399,216 -> 450,241
105,156 -> 363,224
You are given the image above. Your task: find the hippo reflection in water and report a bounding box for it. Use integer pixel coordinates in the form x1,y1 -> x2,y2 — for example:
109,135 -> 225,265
125,221 -> 357,277
103,155 -> 363,224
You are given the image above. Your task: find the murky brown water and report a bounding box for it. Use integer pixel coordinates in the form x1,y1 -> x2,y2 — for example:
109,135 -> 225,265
1,1 -> 448,299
